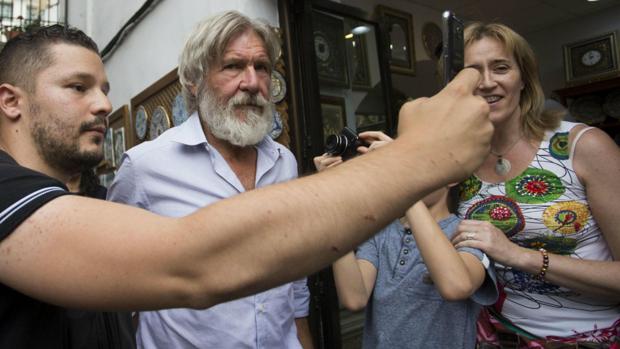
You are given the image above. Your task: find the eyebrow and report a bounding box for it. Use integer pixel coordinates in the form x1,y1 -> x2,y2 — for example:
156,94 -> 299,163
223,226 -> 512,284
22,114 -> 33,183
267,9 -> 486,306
465,58 -> 512,69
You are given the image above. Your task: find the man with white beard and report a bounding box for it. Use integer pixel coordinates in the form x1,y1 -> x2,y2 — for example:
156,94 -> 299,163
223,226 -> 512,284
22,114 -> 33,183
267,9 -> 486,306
108,11 -> 314,349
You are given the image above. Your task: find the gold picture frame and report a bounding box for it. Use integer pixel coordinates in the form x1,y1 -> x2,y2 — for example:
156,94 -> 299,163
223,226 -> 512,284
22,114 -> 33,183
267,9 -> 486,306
320,95 -> 347,142
563,32 -> 620,85
98,105 -> 130,172
376,5 -> 416,76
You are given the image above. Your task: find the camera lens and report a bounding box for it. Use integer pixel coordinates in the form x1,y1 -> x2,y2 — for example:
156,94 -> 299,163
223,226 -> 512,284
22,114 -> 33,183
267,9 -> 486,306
325,134 -> 349,156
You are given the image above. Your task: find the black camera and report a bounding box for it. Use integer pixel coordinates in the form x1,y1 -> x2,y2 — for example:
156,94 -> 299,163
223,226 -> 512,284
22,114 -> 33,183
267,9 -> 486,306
324,127 -> 364,160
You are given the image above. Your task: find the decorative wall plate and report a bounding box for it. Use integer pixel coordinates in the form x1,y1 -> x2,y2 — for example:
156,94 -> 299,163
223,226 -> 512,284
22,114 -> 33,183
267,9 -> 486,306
134,105 -> 149,141
172,93 -> 189,126
603,88 -> 620,119
270,110 -> 283,139
569,95 -> 606,124
270,70 -> 287,104
149,106 -> 171,140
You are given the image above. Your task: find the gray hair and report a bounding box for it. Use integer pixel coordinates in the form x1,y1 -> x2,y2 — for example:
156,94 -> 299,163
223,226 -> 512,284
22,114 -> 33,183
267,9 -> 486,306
178,11 -> 280,114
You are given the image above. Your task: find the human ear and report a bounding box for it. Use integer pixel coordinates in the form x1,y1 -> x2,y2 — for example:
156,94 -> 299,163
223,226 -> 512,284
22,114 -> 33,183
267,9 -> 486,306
0,84 -> 23,120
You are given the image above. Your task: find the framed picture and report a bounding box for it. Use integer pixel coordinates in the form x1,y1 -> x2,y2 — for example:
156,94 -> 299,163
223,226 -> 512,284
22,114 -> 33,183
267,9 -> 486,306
563,32 -> 620,85
113,127 -> 126,167
356,114 -> 386,132
108,105 -> 131,150
320,95 -> 347,142
313,10 -> 349,87
349,34 -> 372,90
376,5 -> 416,76
103,128 -> 114,167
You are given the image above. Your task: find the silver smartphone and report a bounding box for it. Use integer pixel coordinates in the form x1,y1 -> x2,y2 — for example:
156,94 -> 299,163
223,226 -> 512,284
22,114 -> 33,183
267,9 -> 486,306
441,11 -> 464,86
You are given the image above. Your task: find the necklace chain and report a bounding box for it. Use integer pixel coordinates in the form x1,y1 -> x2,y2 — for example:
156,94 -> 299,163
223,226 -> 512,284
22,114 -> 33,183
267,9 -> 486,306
490,136 -> 523,157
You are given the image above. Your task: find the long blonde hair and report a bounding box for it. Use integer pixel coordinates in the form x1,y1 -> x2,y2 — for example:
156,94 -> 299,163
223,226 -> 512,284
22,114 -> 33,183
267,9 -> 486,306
464,22 -> 561,140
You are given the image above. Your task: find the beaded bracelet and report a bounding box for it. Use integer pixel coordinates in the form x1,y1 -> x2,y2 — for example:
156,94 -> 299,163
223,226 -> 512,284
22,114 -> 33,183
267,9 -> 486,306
534,248 -> 549,280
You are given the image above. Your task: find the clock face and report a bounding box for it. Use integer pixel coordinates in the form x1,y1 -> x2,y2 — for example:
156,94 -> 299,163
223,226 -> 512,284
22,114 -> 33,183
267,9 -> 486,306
581,49 -> 602,67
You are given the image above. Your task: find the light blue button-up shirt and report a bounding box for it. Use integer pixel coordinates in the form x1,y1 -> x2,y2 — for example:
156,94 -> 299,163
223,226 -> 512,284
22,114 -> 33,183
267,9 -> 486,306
108,113 -> 309,349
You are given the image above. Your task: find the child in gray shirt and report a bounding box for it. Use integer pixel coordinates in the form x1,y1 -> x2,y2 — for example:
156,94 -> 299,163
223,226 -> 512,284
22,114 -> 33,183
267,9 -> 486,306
315,131 -> 498,349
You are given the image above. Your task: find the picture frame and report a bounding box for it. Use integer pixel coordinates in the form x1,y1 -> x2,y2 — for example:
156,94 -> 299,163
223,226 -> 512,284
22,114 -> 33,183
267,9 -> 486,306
99,105 -> 130,170
356,114 -> 386,133
563,32 -> 620,85
376,5 -> 416,76
108,105 -> 131,151
320,95 -> 347,142
313,10 -> 350,87
349,34 -> 372,90
113,127 -> 126,168
103,128 -> 114,168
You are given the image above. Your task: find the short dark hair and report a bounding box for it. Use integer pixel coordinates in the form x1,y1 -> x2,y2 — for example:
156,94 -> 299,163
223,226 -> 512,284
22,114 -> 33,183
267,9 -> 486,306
0,24 -> 99,92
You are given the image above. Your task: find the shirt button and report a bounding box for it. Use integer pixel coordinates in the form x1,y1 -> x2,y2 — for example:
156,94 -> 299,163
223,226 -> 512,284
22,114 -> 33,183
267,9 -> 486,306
403,249 -> 409,254
399,259 -> 405,265
257,303 -> 265,313
405,237 -> 412,243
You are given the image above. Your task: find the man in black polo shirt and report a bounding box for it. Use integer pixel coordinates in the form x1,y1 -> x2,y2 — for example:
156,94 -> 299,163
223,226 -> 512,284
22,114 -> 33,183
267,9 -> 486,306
0,22 -> 492,348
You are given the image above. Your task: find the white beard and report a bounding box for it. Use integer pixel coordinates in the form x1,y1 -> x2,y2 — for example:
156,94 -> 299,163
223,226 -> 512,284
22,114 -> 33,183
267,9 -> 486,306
198,88 -> 274,147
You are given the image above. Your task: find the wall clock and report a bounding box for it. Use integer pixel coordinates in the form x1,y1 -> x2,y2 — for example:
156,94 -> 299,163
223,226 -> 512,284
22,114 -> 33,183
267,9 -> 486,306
564,32 -> 620,85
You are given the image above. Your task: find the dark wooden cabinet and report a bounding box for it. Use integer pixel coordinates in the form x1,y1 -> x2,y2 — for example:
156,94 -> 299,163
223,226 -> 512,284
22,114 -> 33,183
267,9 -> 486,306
553,76 -> 620,143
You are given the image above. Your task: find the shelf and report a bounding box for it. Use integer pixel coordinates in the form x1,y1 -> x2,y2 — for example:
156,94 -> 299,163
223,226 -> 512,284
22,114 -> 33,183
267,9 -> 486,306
553,76 -> 620,106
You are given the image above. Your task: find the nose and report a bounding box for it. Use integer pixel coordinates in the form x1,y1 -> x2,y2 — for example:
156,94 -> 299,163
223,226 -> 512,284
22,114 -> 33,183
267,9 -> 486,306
92,89 -> 113,119
479,70 -> 497,90
239,66 -> 260,94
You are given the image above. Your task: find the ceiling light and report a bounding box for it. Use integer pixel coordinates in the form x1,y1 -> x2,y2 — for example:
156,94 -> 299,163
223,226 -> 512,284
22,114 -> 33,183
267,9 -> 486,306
351,25 -> 370,35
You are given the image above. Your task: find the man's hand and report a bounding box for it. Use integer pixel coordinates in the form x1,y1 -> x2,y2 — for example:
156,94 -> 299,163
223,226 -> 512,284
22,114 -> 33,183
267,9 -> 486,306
396,68 -> 492,182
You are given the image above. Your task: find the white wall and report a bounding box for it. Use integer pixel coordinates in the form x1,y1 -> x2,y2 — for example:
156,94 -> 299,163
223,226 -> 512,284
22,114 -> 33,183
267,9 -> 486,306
525,6 -> 620,97
69,0 -> 279,110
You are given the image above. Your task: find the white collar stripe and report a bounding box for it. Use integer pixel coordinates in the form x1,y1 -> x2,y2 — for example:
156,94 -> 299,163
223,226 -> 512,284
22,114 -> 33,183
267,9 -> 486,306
0,186 -> 66,225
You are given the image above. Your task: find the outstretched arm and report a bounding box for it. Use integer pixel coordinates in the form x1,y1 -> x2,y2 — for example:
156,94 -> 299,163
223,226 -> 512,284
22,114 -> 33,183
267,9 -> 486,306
406,202 -> 486,301
0,69 -> 492,311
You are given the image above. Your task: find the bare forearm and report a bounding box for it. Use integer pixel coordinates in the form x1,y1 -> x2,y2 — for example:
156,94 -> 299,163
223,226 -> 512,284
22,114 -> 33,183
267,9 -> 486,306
182,137 -> 457,306
407,205 -> 482,300
509,248 -> 620,299
0,69 -> 492,311
332,252 -> 371,311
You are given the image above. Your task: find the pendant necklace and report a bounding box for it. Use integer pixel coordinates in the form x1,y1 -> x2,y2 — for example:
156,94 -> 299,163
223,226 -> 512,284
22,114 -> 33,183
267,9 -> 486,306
491,136 -> 522,176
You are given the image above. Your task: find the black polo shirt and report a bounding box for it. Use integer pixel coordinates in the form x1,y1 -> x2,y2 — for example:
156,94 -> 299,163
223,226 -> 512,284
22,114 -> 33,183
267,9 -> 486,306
0,150 -> 135,348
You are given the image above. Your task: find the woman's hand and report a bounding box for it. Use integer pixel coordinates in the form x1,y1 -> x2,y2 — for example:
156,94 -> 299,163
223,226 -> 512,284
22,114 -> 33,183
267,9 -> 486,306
452,219 -> 526,267
357,131 -> 393,154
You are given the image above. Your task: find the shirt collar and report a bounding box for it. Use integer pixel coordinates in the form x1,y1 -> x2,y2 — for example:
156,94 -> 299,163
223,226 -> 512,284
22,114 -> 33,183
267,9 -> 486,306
170,111 -> 282,159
